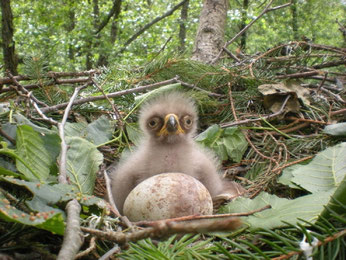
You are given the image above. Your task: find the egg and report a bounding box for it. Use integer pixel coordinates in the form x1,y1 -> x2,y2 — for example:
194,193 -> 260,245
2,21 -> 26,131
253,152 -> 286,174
123,172 -> 213,221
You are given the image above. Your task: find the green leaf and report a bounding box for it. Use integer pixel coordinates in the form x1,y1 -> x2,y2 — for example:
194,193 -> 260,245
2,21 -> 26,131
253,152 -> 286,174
322,174 -> 346,217
126,123 -> 143,146
0,177 -> 66,234
16,125 -> 52,181
195,124 -> 221,145
278,164 -> 304,189
0,165 -> 21,178
64,122 -> 87,138
196,126 -> 247,162
0,191 -> 64,235
222,127 -> 248,163
323,123 -> 346,136
291,142 -> 346,193
86,115 -> 114,145
66,137 -> 103,194
1,123 -> 17,147
214,140 -> 228,161
65,116 -> 113,146
14,113 -> 55,135
221,191 -> 332,230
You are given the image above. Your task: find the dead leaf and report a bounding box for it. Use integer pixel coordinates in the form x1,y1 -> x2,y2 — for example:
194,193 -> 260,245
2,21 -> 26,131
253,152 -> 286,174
258,81 -> 310,115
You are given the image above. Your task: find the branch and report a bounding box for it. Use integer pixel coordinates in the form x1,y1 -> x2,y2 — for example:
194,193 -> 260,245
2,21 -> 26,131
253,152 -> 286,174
211,0 -> 291,64
104,170 -> 132,228
0,70 -> 100,93
116,0 -> 188,55
81,216 -> 241,244
57,199 -> 84,260
40,78 -> 178,113
95,0 -> 121,34
58,81 -> 91,184
220,95 -> 291,128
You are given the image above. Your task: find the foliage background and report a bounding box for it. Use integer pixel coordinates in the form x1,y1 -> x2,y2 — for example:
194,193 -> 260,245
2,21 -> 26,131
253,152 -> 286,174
4,0 -> 345,72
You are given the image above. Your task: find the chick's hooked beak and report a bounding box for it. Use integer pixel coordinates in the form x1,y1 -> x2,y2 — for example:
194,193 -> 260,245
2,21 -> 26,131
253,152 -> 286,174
158,113 -> 185,136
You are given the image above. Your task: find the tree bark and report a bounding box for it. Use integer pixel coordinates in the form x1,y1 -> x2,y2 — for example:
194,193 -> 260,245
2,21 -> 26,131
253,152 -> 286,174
290,0 -> 298,40
191,0 -> 229,63
178,0 -> 189,53
110,0 -> 122,44
240,0 -> 249,51
1,0 -> 18,75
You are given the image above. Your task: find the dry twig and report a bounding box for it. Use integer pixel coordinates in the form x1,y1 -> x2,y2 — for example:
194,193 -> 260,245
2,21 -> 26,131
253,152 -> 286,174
57,199 -> 84,260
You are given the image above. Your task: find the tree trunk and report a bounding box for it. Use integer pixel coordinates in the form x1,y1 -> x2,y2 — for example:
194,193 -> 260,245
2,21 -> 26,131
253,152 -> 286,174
191,0 -> 229,63
1,0 -> 18,75
110,0 -> 122,44
178,0 -> 189,53
240,0 -> 249,51
290,0 -> 298,40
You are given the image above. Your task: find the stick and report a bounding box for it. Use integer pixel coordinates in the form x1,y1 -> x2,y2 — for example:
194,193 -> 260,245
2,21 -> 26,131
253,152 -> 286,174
57,199 -> 84,260
58,82 -> 91,184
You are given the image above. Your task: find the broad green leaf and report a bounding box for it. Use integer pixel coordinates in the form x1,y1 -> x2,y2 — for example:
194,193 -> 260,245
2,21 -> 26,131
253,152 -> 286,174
0,191 -> 64,235
86,116 -> 114,145
64,122 -> 88,137
0,177 -> 66,234
322,174 -> 346,217
222,127 -> 248,163
291,142 -> 346,193
126,123 -> 143,146
14,113 -> 55,135
278,164 -> 304,189
214,140 -> 228,161
66,137 -> 103,194
2,176 -> 105,211
65,116 -> 113,145
323,123 -> 346,136
195,124 -> 221,145
41,133 -> 61,163
16,125 -> 52,181
196,126 -> 247,162
0,166 -> 21,178
221,191 -> 331,230
1,123 -> 17,147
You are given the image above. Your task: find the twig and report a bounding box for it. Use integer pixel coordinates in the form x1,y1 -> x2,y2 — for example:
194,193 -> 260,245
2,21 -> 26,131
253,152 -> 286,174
272,229 -> 346,260
135,205 -> 270,227
104,170 -> 132,228
57,199 -> 84,260
211,0 -> 291,64
7,72 -> 48,107
99,245 -> 120,260
58,81 -> 91,184
41,78 -> 178,113
28,92 -> 58,126
92,78 -> 124,128
116,0 -> 188,55
81,216 -> 241,244
228,83 -> 238,120
75,236 -> 97,259
244,131 -> 279,167
321,87 -> 346,104
275,70 -> 321,79
220,95 -> 291,128
175,78 -> 224,97
285,116 -> 329,125
272,156 -> 314,173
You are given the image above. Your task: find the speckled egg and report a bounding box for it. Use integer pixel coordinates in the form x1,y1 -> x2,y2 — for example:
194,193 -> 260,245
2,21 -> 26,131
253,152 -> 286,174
123,172 -> 213,221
